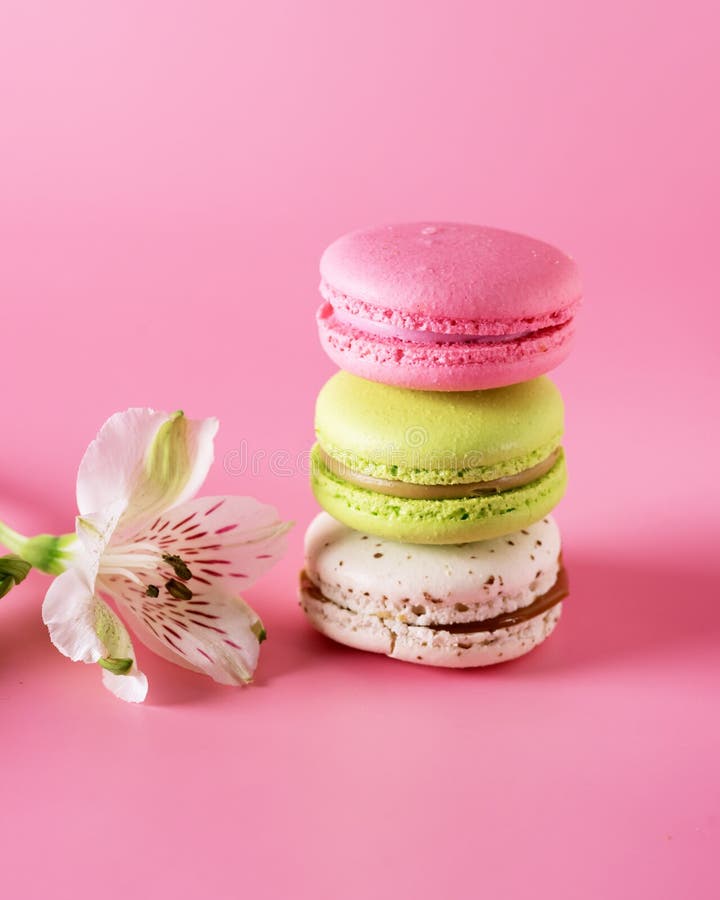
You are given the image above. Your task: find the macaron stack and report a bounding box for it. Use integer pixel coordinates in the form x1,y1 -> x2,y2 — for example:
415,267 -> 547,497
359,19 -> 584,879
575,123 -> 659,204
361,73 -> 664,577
301,223 -> 580,667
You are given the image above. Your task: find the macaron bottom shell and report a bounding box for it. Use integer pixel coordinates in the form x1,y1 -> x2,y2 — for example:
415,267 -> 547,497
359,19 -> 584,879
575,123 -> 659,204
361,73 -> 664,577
317,311 -> 575,391
300,584 -> 562,668
310,446 -> 567,544
301,512 -> 566,667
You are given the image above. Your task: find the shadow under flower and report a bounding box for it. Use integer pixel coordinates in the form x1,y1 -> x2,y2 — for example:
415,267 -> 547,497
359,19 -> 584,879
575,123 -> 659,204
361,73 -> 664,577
143,589 -> 317,705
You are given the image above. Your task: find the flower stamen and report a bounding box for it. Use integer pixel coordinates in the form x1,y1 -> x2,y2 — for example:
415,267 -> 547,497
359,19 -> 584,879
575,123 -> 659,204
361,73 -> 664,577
165,579 -> 193,601
162,553 -> 193,581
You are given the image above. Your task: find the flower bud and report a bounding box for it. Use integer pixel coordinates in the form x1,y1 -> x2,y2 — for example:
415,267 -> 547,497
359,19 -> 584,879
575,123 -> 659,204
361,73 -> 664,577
0,554 -> 31,598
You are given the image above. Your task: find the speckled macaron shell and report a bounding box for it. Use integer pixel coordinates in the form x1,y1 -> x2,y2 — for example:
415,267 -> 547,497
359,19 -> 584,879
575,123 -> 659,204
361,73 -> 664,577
317,222 -> 581,391
300,512 -> 564,667
311,371 -> 567,544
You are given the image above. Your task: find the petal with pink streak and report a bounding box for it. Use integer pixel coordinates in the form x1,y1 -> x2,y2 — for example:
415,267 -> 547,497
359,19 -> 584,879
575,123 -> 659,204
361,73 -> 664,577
127,495 -> 291,594
101,574 -> 264,686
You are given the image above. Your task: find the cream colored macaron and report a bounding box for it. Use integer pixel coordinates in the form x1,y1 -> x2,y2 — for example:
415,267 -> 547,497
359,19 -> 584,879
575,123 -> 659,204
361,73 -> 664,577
300,512 -> 567,667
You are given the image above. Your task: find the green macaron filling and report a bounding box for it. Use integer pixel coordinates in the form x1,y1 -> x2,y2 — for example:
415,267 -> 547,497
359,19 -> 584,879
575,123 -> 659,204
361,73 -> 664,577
315,444 -> 562,499
311,447 -> 567,545
314,435 -> 562,486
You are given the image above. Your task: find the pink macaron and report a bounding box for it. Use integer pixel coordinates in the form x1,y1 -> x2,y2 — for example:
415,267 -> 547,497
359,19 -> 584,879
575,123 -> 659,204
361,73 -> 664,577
317,222 -> 581,390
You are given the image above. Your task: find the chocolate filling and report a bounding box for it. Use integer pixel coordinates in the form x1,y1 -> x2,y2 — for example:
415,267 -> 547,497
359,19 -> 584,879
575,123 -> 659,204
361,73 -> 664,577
300,562 -> 568,634
318,446 -> 561,500
433,564 -> 568,633
300,572 -> 328,604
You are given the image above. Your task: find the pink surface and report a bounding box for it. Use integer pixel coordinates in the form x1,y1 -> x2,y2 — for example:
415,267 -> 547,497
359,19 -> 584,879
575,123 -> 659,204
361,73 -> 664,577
0,2 -> 718,899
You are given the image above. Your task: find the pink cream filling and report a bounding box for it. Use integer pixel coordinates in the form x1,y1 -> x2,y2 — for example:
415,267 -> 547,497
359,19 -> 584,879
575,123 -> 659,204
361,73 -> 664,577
324,303 -> 536,345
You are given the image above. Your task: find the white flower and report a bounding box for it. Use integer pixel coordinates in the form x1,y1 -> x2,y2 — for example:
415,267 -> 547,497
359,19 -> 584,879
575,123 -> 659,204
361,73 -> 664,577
42,408 -> 290,702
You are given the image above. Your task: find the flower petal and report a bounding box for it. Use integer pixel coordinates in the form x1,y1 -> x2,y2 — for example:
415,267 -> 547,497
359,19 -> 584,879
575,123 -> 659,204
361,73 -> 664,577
76,408 -> 218,531
101,666 -> 148,702
77,409 -> 168,516
91,496 -> 288,686
42,566 -> 104,663
105,578 -> 264,685
42,564 -> 148,703
126,495 -> 291,595
95,600 -> 148,703
75,500 -> 125,572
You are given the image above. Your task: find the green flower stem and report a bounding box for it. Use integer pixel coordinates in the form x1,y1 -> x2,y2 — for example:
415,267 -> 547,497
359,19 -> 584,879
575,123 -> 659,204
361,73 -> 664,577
0,520 -> 26,556
0,519 -> 76,576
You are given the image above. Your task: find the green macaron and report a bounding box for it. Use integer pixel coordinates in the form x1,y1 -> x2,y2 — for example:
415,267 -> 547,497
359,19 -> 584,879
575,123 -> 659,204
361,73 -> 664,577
310,372 -> 567,544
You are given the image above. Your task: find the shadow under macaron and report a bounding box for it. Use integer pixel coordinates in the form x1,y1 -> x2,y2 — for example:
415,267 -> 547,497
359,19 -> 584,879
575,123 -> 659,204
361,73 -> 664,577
519,547 -> 720,675
291,547 -> 720,678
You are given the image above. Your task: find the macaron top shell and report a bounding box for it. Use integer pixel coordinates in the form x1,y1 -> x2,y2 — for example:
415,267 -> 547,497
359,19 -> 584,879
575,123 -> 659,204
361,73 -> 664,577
320,222 -> 581,334
304,511 -> 562,624
315,371 -> 563,484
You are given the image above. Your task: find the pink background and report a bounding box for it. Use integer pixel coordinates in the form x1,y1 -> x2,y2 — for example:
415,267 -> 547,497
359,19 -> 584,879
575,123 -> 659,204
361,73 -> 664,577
1,2 -> 717,898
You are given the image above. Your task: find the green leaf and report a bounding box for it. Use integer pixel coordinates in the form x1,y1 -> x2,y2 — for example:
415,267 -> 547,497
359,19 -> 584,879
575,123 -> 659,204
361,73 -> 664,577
0,555 -> 32,598
0,554 -> 32,584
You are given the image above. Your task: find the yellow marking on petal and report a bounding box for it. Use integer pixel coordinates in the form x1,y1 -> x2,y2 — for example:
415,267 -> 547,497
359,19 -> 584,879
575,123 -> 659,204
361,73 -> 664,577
94,600 -> 134,663
77,516 -> 103,539
143,410 -> 192,508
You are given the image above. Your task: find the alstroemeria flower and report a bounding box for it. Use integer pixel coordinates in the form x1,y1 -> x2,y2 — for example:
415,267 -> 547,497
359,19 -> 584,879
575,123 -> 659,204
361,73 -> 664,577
42,408 -> 290,702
